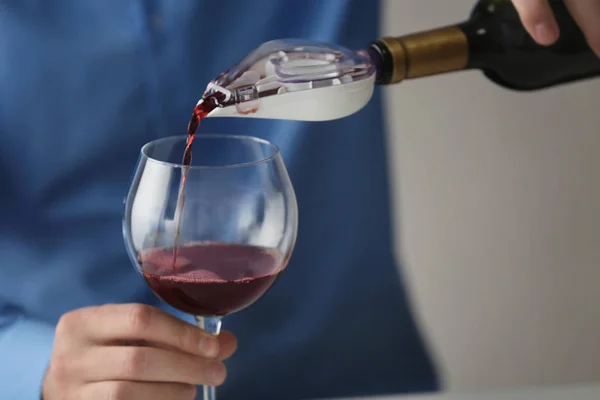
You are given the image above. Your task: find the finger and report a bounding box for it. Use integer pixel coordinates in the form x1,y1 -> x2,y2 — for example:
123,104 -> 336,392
216,330 -> 238,361
79,345 -> 226,386
565,0 -> 600,57
512,0 -> 560,45
81,381 -> 197,400
62,304 -> 220,358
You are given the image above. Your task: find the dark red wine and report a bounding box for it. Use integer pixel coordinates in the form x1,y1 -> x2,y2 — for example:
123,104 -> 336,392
139,243 -> 286,316
183,91 -> 227,167
172,92 -> 227,264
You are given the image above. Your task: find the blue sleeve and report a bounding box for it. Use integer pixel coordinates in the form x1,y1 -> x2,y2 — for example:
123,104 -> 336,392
0,311 -> 55,398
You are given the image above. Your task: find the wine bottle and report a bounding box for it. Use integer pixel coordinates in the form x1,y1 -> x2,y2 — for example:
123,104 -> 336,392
368,0 -> 600,90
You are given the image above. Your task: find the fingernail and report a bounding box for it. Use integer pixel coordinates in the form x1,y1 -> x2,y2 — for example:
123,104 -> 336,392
199,336 -> 219,358
535,22 -> 558,45
209,362 -> 226,385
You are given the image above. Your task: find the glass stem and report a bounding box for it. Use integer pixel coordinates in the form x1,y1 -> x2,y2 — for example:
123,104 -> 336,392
195,316 -> 222,400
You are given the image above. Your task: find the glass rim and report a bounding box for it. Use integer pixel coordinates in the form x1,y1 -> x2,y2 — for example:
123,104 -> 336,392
141,134 -> 281,169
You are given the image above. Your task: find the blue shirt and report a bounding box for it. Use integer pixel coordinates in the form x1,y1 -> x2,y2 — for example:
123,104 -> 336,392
0,1 -> 438,398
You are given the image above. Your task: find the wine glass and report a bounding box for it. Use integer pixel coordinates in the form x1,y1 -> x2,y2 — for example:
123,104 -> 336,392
122,134 -> 298,400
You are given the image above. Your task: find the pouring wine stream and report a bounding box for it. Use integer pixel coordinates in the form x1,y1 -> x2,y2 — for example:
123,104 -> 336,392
172,88 -> 230,268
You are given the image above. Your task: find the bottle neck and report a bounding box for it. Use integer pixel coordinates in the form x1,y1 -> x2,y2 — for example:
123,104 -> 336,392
370,25 -> 470,85
370,0 -> 600,90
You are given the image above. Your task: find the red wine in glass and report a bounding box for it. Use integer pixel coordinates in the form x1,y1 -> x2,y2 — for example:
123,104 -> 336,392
139,242 -> 287,316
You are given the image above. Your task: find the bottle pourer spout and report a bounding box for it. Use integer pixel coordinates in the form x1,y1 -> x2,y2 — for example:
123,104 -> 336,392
199,39 -> 377,121
197,83 -> 233,106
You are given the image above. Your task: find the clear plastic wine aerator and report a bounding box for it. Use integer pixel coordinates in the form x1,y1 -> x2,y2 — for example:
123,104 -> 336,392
200,39 -> 377,121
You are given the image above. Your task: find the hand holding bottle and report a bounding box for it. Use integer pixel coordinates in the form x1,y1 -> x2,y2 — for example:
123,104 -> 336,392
512,0 -> 600,56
